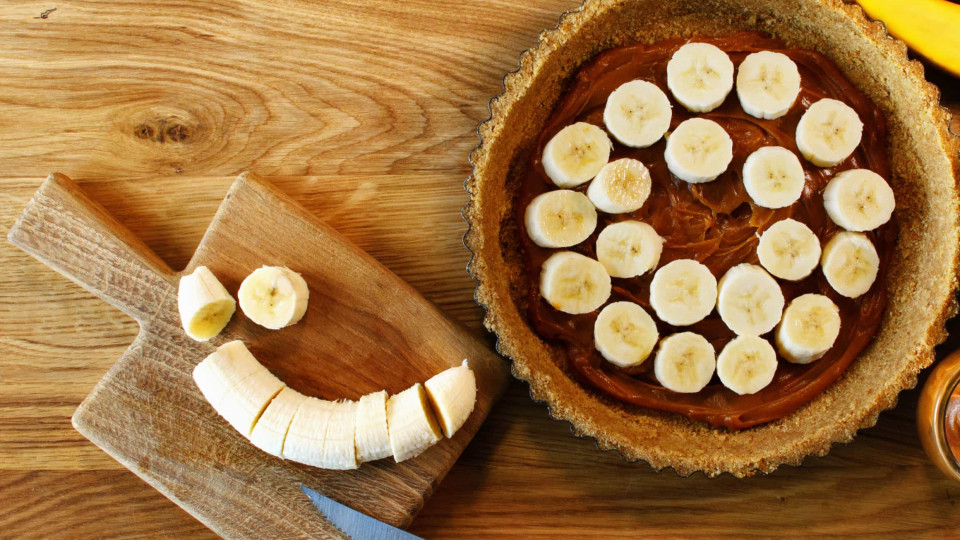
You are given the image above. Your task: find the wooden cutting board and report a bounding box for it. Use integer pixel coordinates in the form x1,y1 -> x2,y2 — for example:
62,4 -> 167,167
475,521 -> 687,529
6,171 -> 509,538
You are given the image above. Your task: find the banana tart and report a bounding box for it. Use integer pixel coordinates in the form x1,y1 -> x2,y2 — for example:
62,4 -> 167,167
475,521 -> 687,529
464,0 -> 960,476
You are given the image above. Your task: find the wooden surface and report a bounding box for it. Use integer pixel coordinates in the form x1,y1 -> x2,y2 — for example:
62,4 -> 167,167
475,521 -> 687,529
2,0 -> 960,538
7,171 -> 509,537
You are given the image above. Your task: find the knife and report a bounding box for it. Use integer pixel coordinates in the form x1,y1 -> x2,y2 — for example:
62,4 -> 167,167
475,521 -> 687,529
300,484 -> 425,540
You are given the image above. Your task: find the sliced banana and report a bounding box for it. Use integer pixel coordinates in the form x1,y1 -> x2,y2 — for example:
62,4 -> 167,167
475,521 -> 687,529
192,341 -> 265,408
283,397 -> 336,467
177,266 -> 236,341
716,335 -> 778,395
820,231 -> 880,298
321,400 -> 359,470
742,146 -> 805,209
717,264 -> 785,336
238,266 -> 310,330
795,98 -> 864,167
524,190 -> 598,248
654,332 -> 716,393
541,122 -> 612,188
355,390 -> 392,462
757,218 -> 822,281
775,294 -> 842,364
603,80 -> 672,148
666,42 -> 735,112
387,383 -> 443,462
540,251 -> 612,315
649,259 -> 718,326
664,118 -> 733,183
593,301 -> 659,368
586,158 -> 653,214
822,168 -> 896,231
735,51 -> 802,120
595,221 -> 662,278
424,360 -> 477,438
249,387 -> 307,457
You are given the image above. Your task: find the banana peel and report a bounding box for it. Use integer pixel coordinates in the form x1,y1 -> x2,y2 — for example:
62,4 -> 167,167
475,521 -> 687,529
858,0 -> 960,77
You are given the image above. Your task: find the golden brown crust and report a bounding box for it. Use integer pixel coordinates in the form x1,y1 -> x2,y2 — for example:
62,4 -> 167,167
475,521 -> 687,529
464,0 -> 960,477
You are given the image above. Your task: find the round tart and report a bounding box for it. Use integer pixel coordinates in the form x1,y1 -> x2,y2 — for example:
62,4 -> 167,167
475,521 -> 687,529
464,0 -> 960,476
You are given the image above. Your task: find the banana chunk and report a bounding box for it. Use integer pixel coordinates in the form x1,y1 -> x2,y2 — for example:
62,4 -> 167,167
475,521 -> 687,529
776,294 -> 841,364
595,221 -> 662,278
666,42 -> 735,112
717,264 -> 785,336
178,266 -> 236,341
424,360 -> 477,438
250,387 -> 308,457
742,146 -> 805,209
735,51 -> 801,120
321,400 -> 359,470
757,219 -> 822,281
823,169 -> 895,231
387,383 -> 443,462
664,118 -> 733,183
540,251 -> 612,315
821,231 -> 879,298
524,190 -> 598,248
594,301 -> 659,368
654,332 -> 716,393
283,397 -> 336,467
716,335 -> 778,395
355,390 -> 392,463
649,259 -> 718,326
586,158 -> 653,214
238,266 -> 310,330
795,98 -> 863,167
603,80 -> 672,148
542,122 -> 612,188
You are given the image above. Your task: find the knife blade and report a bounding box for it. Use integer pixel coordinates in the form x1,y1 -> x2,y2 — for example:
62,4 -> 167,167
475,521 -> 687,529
300,484 -> 424,540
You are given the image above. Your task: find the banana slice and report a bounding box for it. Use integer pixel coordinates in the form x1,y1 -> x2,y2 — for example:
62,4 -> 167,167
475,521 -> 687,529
649,259 -> 718,326
795,98 -> 864,167
822,169 -> 896,231
321,400 -> 359,470
424,360 -> 477,438
524,190 -> 598,248
775,294 -> 842,364
735,51 -> 802,120
595,221 -> 662,278
586,158 -> 653,214
820,231 -> 879,298
541,122 -> 612,188
666,42 -> 735,112
355,390 -> 392,462
654,332 -> 716,393
742,146 -> 805,209
717,263 -> 785,336
387,383 -> 443,462
664,118 -> 733,183
756,218 -> 822,281
250,387 -> 307,457
282,397 -> 336,467
238,266 -> 310,330
178,266 -> 236,341
540,251 -> 612,315
716,335 -> 778,395
603,80 -> 672,148
192,341 -> 265,408
593,301 -> 659,368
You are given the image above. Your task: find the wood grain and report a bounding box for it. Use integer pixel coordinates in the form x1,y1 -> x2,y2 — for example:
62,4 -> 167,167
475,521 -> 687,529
2,0 -> 960,538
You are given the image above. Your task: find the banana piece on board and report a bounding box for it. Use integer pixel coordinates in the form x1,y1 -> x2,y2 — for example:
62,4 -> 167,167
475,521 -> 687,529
250,387 -> 308,457
424,360 -> 477,438
178,266 -> 236,341
238,266 -> 310,330
282,397 -> 337,467
387,383 -> 443,463
355,390 -> 392,463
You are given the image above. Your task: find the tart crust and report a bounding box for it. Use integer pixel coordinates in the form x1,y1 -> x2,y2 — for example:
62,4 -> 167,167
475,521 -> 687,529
464,0 -> 960,477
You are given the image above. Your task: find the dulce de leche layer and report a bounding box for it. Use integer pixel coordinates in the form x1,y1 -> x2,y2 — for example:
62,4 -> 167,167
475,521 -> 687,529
515,33 -> 895,430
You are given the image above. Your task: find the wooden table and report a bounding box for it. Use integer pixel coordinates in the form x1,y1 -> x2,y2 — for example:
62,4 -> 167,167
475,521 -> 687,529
2,1 -> 959,537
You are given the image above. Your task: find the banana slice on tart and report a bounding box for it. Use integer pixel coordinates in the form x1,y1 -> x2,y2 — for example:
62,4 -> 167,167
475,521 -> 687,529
664,118 -> 734,183
667,42 -> 735,113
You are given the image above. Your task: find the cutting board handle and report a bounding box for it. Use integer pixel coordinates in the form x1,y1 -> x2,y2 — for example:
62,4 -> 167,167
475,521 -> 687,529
7,173 -> 176,325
